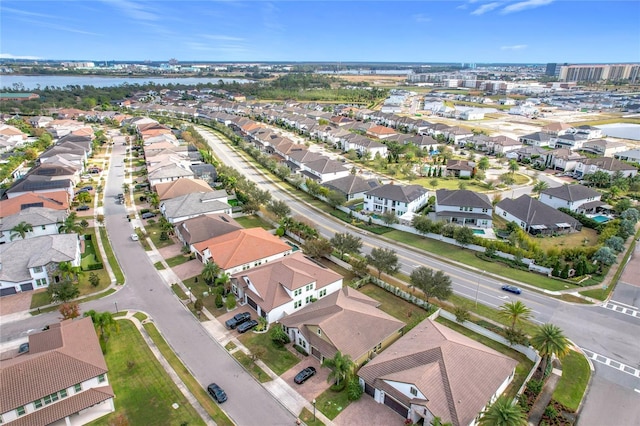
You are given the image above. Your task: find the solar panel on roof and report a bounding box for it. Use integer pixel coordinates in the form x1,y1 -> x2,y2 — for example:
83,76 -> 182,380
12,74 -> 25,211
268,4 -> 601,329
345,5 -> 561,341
21,202 -> 44,209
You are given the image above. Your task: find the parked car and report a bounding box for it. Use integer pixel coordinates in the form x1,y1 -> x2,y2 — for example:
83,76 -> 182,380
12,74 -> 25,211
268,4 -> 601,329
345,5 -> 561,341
88,167 -> 102,173
501,285 -> 522,295
82,186 -> 93,191
237,319 -> 259,334
76,205 -> 90,211
141,212 -> 156,219
116,193 -> 124,199
224,312 -> 251,330
294,366 -> 317,384
131,234 -> 139,241
207,383 -> 227,403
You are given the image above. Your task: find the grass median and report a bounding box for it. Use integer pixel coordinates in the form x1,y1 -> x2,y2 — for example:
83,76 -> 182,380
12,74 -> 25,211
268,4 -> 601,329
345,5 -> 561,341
553,350 -> 591,412
99,226 -> 125,284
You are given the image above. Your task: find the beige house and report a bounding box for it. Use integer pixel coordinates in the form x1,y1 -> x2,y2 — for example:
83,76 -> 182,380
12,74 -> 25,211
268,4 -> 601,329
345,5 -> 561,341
358,319 -> 517,425
280,287 -> 405,366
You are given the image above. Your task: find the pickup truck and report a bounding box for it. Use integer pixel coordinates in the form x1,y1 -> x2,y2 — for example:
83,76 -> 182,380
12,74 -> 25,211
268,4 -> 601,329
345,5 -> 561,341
224,312 -> 251,329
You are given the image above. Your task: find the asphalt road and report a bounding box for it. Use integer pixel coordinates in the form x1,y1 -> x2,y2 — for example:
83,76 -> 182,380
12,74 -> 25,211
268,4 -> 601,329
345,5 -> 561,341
193,126 -> 640,424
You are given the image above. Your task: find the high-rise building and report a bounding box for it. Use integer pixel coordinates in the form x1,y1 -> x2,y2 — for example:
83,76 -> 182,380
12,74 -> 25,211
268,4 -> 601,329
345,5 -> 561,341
556,63 -> 640,82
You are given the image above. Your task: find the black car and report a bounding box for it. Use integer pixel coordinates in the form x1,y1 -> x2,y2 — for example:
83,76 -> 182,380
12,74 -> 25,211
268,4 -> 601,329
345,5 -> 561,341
237,319 -> 259,334
501,285 -> 522,295
82,186 -> 93,191
294,366 -> 317,384
224,312 -> 251,330
207,383 -> 227,403
76,205 -> 90,211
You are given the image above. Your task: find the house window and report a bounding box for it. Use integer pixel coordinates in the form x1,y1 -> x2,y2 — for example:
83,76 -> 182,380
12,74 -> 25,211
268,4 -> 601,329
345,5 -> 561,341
41,225 -> 46,230
16,406 -> 25,416
459,206 -> 463,211
36,279 -> 47,287
317,329 -> 322,336
34,399 -> 43,409
410,387 -> 418,397
33,266 -> 43,273
482,208 -> 488,213
305,296 -> 311,304
74,383 -> 82,393
60,389 -> 67,398
98,374 -> 106,383
51,393 -> 59,402
502,211 -> 507,217
294,288 -> 302,297
294,300 -> 302,309
319,289 -> 327,297
43,395 -> 52,404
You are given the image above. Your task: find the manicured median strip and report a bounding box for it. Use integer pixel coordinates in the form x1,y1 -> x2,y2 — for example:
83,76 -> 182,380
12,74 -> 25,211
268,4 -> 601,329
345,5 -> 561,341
90,320 -> 204,426
99,227 -> 125,284
142,322 -> 234,426
553,350 -> 591,412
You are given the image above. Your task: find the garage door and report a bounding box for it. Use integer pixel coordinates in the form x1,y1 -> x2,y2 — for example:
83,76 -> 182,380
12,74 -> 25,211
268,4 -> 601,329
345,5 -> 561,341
311,347 -> 322,360
246,296 -> 257,310
20,283 -> 34,291
0,287 -> 17,297
384,394 -> 408,418
364,383 -> 375,397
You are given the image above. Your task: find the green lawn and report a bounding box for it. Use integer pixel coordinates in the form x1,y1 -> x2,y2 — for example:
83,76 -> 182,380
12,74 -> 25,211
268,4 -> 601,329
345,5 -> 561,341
142,322 -> 233,426
358,284 -> 434,332
133,312 -> 147,322
232,350 -> 271,383
553,350 -> 591,412
90,320 -> 204,426
435,317 -> 534,399
314,387 -> 352,420
166,254 -> 192,268
299,407 -> 325,426
237,329 -> 300,375
154,261 -> 165,270
99,227 -> 125,284
181,276 -> 226,315
235,214 -> 275,230
413,177 -> 489,192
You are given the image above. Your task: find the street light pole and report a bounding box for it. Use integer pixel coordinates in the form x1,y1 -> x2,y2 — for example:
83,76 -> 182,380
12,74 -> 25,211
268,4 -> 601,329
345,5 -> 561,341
114,301 -> 119,313
313,398 -> 316,422
475,270 -> 485,308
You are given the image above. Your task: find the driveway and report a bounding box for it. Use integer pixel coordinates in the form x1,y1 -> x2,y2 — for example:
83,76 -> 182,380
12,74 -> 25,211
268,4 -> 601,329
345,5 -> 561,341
172,259 -> 203,281
334,394 -> 402,426
280,356 -> 331,401
0,291 -> 34,316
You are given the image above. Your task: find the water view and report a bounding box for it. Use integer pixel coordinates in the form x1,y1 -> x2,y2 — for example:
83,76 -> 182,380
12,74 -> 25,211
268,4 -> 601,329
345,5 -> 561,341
0,75 -> 252,90
596,123 -> 640,141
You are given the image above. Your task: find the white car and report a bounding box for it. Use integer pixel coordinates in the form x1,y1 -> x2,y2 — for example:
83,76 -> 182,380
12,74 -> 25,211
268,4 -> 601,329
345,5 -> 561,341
130,234 -> 139,241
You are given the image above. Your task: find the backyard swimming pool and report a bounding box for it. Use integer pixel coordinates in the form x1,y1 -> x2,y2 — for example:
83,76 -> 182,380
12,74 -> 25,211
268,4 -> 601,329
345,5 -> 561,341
592,215 -> 611,223
473,229 -> 486,235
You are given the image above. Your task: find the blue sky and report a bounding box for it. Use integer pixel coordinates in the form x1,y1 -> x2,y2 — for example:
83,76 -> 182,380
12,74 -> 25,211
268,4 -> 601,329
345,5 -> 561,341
1,1 -> 638,63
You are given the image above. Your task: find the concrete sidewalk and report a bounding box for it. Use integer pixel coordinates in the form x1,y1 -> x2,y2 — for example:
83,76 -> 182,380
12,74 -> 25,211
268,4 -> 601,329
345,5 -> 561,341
527,368 -> 562,426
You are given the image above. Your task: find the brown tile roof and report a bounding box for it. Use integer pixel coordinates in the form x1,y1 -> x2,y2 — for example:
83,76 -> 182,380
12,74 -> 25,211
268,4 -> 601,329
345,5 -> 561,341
0,191 -> 69,218
281,287 -> 404,361
9,386 -> 114,426
234,252 -> 342,312
358,319 -> 517,426
154,178 -> 212,200
193,228 -> 291,270
0,317 -> 108,412
176,213 -> 242,245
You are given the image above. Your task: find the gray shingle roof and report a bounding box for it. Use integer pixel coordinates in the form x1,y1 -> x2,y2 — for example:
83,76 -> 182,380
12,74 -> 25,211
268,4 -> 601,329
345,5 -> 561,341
322,175 -> 381,196
161,191 -> 229,220
366,184 -> 428,203
0,207 -> 68,232
541,184 -> 600,201
496,195 -> 581,229
175,213 -> 242,245
436,189 -> 492,209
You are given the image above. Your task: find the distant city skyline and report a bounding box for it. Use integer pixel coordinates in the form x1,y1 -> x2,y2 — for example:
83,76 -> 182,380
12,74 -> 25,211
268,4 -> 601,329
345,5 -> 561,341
1,1 -> 639,63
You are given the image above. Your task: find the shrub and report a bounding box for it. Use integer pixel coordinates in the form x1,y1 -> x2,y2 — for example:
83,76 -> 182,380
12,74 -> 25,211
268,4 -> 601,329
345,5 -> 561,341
527,379 -> 543,396
293,345 -> 308,356
215,293 -> 223,308
454,306 -> 470,323
140,208 -> 150,214
347,378 -> 363,401
270,325 -> 290,347
544,405 -> 558,419
226,295 -> 236,310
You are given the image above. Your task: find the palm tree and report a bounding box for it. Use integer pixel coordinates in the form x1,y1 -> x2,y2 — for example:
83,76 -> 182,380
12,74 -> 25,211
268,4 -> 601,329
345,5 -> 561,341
508,160 -> 519,175
531,323 -> 571,374
479,396 -> 527,426
215,272 -> 231,294
322,351 -> 353,387
58,212 -> 84,234
84,310 -> 120,345
532,180 -> 549,196
56,261 -> 75,281
202,261 -> 220,285
10,221 -> 33,240
498,301 -> 532,330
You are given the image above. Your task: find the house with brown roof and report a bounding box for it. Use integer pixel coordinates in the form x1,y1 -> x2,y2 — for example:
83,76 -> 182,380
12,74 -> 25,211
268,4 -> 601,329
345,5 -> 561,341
231,251 -> 344,323
154,178 -> 212,201
366,125 -> 397,140
193,228 -> 292,275
358,319 -> 517,425
445,160 -> 475,178
175,213 -> 243,247
0,317 -> 114,425
0,191 -> 69,218
280,287 -> 405,365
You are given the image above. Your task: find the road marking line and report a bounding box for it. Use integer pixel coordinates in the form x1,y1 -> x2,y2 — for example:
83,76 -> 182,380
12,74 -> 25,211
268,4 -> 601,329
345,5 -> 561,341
602,303 -> 640,319
635,389 -> 640,394
581,348 -> 640,378
610,300 -> 639,310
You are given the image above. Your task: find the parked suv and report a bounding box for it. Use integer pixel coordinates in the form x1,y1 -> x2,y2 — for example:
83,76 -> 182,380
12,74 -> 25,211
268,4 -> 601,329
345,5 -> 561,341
207,383 -> 227,403
237,319 -> 259,334
224,312 -> 251,330
141,212 -> 156,219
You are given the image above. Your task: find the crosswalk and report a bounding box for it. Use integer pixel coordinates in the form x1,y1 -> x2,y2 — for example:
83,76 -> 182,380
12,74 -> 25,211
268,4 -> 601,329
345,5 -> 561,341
581,348 -> 640,378
602,300 -> 640,318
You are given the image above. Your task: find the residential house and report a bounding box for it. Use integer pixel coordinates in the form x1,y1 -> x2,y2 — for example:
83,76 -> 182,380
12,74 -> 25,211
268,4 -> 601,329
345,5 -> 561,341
433,189 -> 493,228
574,157 -> 638,178
322,175 -> 381,201
299,157 -> 350,183
539,184 -> 602,212
26,163 -> 82,185
402,135 -> 439,153
364,184 -> 429,218
358,319 -> 517,425
0,191 -> 70,218
487,136 -> 522,155
0,233 -> 81,296
614,149 -> 640,164
160,190 -> 231,224
0,317 -> 114,425
514,146 -> 549,166
231,251 -> 344,324
0,207 -> 67,244
366,125 -> 397,140
147,161 -> 195,187
581,139 -> 628,157
496,195 -> 581,235
341,134 -> 388,159
28,116 -> 54,128
552,134 -> 588,150
459,109 -> 485,120
568,125 -> 603,139
193,228 -> 292,275
154,178 -> 212,201
446,126 -> 474,145
445,160 -> 475,178
0,125 -> 28,150
519,132 -> 553,147
541,122 -> 573,136
5,176 -> 74,199
175,213 -> 243,247
190,163 -> 217,184
545,148 -> 586,172
280,287 -> 405,365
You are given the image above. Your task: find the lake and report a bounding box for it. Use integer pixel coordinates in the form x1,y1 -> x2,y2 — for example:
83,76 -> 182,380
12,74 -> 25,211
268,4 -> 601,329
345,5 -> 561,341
596,123 -> 640,141
0,75 -> 252,90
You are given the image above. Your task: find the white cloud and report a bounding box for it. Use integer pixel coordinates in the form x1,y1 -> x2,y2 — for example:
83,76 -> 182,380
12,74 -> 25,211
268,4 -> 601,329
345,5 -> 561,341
413,13 -> 432,23
0,53 -> 42,60
471,2 -> 502,16
202,35 -> 245,42
501,44 -> 528,50
100,0 -> 159,22
501,0 -> 554,14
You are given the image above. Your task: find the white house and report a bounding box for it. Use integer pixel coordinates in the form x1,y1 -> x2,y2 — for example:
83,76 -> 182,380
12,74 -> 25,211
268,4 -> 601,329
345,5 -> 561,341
539,184 -> 602,212
433,189 -> 493,228
364,184 -> 429,217
160,191 -> 230,224
574,157 -> 638,178
614,149 -> 640,164
231,252 -> 343,324
0,207 -> 67,244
